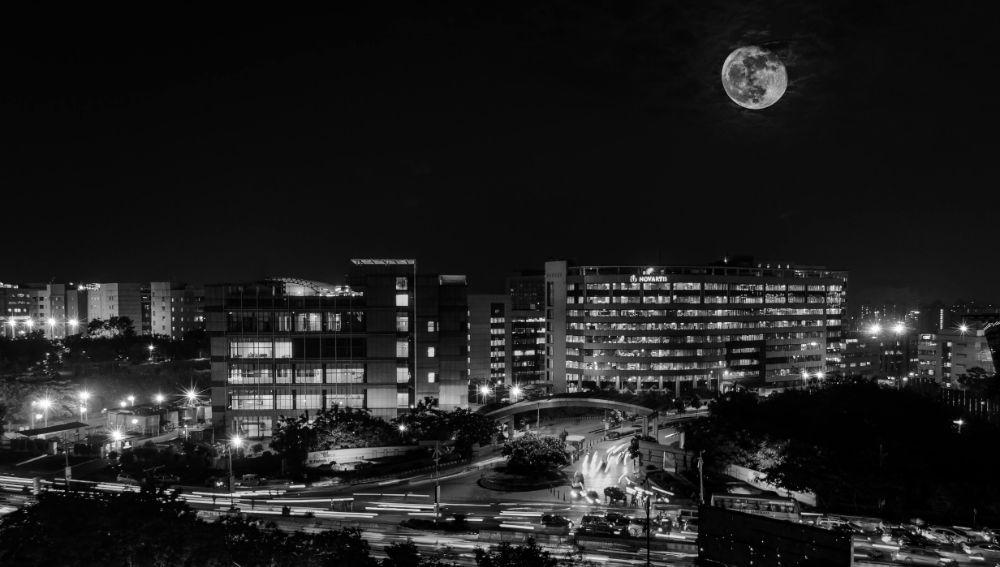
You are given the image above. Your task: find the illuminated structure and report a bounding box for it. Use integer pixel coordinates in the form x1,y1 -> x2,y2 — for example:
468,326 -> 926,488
150,281 -> 205,339
543,258 -> 847,394
207,260 -> 469,437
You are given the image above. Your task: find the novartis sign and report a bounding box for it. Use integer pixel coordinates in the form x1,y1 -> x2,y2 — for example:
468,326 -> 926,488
630,275 -> 670,283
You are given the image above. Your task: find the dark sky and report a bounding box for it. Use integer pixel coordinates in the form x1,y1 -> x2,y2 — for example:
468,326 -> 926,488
3,2 -> 998,305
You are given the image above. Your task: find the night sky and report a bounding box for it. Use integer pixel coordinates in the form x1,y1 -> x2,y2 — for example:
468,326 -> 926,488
3,2 -> 998,306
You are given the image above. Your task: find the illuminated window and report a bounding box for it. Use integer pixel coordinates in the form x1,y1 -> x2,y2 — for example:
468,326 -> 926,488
396,392 -> 410,408
396,367 -> 410,383
396,340 -> 409,358
396,294 -> 409,307
427,372 -> 436,383
396,277 -> 408,290
427,321 -> 437,332
396,315 -> 409,333
427,346 -> 436,358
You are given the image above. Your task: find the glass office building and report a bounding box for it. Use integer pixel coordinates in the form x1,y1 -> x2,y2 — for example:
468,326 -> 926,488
207,260 -> 469,438
544,259 -> 847,394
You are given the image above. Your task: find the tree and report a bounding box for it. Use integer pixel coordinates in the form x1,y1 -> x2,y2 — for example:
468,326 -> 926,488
501,434 -> 570,476
394,398 -> 496,457
604,486 -> 627,505
0,487 -> 385,566
475,539 -> 577,567
628,436 -> 641,463
270,413 -> 321,474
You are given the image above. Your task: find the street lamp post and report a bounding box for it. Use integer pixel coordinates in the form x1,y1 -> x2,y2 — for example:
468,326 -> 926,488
510,385 -> 522,403
47,318 -> 56,340
38,398 -> 51,428
228,435 -> 242,509
147,344 -> 155,362
78,391 -> 90,422
68,318 -> 78,336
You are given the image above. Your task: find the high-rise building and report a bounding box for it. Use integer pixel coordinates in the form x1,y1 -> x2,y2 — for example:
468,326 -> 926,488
506,273 -> 547,389
206,259 -> 470,438
86,282 -> 147,333
151,282 -> 205,339
542,259 -> 847,394
0,282 -> 87,338
468,294 -> 510,386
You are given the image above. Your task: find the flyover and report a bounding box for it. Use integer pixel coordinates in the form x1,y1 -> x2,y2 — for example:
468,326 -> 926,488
483,396 -> 656,420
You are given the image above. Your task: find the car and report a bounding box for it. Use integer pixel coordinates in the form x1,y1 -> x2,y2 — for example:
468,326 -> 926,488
116,473 -> 138,485
584,490 -> 601,504
954,527 -> 996,544
153,473 -> 180,485
541,514 -> 573,529
893,546 -> 957,566
935,544 -> 985,564
606,513 -> 645,537
924,527 -> 972,545
579,515 -> 620,536
969,543 -> 1000,563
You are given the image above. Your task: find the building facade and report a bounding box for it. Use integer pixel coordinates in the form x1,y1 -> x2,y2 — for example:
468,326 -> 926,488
468,294 -> 510,385
543,259 -> 847,394
207,260 -> 470,438
86,282 -> 148,333
151,282 -> 205,339
506,273 -> 547,388
1,282 -> 87,338
918,327 -> 996,385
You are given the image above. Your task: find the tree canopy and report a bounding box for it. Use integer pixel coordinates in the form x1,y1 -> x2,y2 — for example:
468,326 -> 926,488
501,434 -> 570,476
394,397 -> 496,456
0,489 -> 587,566
683,379 -> 1000,523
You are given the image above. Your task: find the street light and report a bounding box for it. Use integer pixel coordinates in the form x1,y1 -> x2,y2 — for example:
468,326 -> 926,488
479,385 -> 492,404
815,371 -> 825,380
110,429 -> 124,453
25,319 -> 34,332
868,323 -> 882,336
119,400 -> 127,408
954,419 -> 965,434
68,319 -> 78,334
147,344 -> 155,361
510,385 -> 523,401
126,395 -> 135,406
46,318 -> 56,339
37,398 -> 51,427
228,435 -> 243,508
959,324 -> 969,334
78,391 -> 90,421
153,393 -> 165,405
892,322 -> 906,335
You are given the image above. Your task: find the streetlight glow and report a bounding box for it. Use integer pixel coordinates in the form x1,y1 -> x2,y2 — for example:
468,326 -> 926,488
815,371 -> 825,379
869,323 -> 882,336
119,401 -> 127,408
37,398 -> 51,410
398,424 -> 408,432
154,393 -> 165,404
110,430 -> 124,442
511,385 -> 523,398
126,395 -> 135,405
892,322 -> 905,335
68,318 -> 78,328
79,391 -> 90,401
230,435 -> 243,449
46,318 -> 56,327
959,324 -> 969,334
479,385 -> 491,396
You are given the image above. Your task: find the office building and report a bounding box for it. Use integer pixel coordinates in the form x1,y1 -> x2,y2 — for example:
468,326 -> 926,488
86,282 -> 148,334
151,282 -> 205,339
207,259 -> 470,438
468,294 -> 510,385
1,282 -> 87,338
918,327 -> 996,385
543,258 -> 847,394
506,273 -> 547,389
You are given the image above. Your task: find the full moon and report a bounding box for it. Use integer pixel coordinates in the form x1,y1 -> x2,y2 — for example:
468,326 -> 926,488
721,46 -> 787,110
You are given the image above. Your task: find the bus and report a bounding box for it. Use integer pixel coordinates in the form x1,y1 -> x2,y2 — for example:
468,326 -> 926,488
709,493 -> 802,522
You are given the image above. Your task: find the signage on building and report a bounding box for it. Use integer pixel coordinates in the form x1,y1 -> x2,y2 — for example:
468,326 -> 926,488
630,275 -> 670,283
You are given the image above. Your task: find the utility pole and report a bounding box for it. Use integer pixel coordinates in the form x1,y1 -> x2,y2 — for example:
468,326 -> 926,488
644,477 -> 652,567
697,450 -> 705,505
433,441 -> 441,522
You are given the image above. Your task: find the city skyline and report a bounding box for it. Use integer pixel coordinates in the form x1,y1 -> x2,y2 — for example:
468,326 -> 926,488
3,3 -> 999,305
